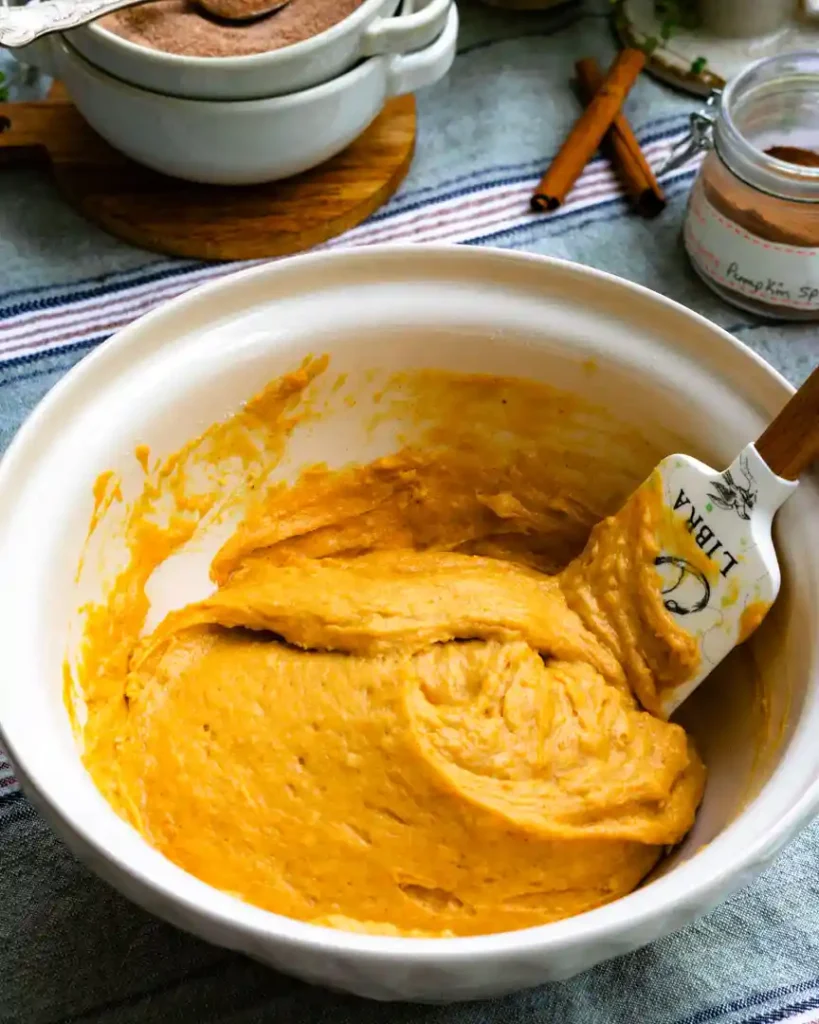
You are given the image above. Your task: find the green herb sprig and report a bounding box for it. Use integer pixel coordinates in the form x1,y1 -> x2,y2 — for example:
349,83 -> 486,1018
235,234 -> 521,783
613,0 -> 708,75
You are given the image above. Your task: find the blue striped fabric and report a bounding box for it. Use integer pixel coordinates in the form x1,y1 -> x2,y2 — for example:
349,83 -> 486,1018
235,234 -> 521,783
1,1 -> 818,1021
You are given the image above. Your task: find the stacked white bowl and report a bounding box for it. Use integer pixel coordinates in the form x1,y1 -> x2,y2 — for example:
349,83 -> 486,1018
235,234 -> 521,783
12,0 -> 458,183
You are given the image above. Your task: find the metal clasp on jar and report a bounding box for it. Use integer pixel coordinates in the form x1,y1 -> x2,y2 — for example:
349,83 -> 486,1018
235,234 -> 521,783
661,91 -> 721,176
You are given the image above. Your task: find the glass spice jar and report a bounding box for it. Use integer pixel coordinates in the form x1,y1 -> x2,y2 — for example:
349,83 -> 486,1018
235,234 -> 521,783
674,51 -> 819,321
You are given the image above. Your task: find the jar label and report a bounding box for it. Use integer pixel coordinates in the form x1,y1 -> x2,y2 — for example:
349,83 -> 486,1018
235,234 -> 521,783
684,177 -> 819,311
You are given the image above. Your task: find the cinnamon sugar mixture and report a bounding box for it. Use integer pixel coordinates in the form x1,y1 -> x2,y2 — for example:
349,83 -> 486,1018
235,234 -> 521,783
103,0 -> 366,58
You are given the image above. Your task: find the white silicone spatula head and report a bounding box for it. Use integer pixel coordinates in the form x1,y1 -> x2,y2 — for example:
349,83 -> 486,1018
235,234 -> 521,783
641,364 -> 819,718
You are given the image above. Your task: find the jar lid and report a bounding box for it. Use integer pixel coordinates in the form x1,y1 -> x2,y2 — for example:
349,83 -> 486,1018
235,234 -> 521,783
715,51 -> 819,203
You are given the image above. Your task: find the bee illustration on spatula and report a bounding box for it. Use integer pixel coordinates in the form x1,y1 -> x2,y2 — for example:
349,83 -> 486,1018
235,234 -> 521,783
706,452 -> 758,521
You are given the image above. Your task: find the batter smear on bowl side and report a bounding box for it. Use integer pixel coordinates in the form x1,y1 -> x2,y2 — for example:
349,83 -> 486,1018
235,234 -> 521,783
71,358 -> 706,938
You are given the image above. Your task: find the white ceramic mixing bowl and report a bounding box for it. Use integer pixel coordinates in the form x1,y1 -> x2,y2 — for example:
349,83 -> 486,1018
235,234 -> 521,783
0,247 -> 817,1002
33,0 -> 452,100
25,6 -> 456,185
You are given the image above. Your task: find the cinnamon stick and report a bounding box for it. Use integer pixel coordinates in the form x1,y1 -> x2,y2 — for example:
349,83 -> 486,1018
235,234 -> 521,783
531,48 -> 646,213
575,57 -> 665,218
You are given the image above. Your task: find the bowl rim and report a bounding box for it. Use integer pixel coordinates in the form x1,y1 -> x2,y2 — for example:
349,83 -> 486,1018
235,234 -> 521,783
78,0 -> 397,72
1,244 -> 817,965
56,33 -> 382,107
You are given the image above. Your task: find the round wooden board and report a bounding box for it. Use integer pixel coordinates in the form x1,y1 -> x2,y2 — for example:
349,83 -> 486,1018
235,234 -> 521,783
0,91 -> 416,260
616,0 -> 819,98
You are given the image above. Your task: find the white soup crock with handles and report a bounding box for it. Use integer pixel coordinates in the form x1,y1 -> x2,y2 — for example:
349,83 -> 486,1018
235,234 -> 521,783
21,4 -> 457,185
0,247 -> 817,1002
9,0 -> 453,100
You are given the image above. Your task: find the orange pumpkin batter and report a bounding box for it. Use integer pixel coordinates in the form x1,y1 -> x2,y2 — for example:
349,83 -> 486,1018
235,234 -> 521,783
75,362 -> 706,938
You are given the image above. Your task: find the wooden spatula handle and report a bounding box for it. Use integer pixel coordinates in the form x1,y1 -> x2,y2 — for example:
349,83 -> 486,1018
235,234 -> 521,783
755,364 -> 819,480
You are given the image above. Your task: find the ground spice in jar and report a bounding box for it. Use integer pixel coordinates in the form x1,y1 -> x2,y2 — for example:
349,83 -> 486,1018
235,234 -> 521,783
103,0 -> 366,58
699,151 -> 819,250
681,52 -> 819,320
765,146 -> 819,168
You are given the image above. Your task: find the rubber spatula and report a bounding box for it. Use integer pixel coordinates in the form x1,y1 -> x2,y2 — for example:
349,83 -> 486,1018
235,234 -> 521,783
639,363 -> 819,719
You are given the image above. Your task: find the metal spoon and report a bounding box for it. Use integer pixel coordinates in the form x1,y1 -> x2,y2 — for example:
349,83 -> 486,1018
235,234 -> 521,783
198,0 -> 290,19
0,0 -> 291,50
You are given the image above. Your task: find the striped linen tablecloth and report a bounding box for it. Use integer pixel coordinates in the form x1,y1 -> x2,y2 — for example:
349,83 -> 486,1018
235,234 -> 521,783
1,2 -> 818,1022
